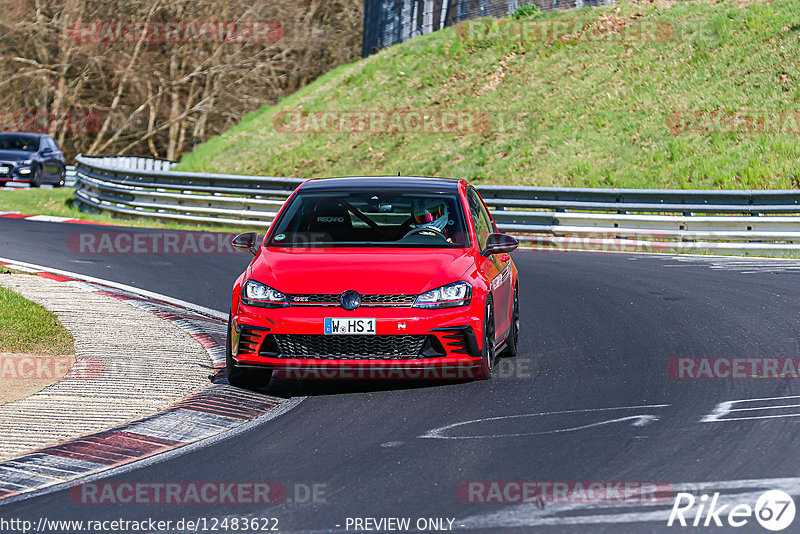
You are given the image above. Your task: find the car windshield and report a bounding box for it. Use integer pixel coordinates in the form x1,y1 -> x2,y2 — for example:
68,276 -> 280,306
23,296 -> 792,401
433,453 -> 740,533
267,190 -> 470,248
0,134 -> 39,152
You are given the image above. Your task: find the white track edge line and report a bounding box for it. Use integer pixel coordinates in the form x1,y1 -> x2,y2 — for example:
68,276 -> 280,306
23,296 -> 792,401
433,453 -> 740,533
0,256 -> 227,320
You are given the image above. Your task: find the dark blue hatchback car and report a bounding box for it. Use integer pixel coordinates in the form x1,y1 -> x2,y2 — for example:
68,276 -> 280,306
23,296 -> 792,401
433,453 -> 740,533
0,133 -> 67,187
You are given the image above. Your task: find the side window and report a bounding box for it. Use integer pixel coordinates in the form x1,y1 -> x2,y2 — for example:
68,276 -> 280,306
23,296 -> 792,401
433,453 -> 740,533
476,191 -> 498,233
48,137 -> 60,151
467,188 -> 492,249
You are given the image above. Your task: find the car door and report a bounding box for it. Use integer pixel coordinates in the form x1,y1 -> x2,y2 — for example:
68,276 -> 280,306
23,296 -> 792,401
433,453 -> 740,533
39,136 -> 61,180
477,190 -> 513,337
467,187 -> 511,342
49,137 -> 66,180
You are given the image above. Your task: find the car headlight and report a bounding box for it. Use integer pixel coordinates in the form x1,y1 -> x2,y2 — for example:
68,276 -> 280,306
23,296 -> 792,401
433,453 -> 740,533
413,281 -> 472,309
241,280 -> 288,307
20,159 -> 32,165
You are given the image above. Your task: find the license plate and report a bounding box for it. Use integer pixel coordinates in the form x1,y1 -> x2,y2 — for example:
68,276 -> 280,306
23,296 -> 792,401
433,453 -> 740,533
324,317 -> 376,335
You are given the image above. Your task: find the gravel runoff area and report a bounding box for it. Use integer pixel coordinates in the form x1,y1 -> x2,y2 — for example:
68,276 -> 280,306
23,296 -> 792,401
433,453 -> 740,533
0,274 -> 212,460
0,351 -> 76,405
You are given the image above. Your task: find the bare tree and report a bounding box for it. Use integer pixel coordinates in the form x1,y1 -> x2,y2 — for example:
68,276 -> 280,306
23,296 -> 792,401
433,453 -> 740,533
0,0 -> 362,160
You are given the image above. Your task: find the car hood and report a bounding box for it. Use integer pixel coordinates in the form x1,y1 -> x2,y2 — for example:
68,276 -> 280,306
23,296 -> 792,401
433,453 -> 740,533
250,247 -> 475,295
0,150 -> 35,161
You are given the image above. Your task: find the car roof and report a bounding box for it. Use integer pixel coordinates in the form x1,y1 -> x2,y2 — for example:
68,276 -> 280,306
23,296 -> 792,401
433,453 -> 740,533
0,132 -> 45,138
299,176 -> 463,193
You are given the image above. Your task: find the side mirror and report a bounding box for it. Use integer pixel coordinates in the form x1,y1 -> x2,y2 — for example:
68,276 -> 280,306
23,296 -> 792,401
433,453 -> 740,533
232,232 -> 259,256
482,233 -> 518,257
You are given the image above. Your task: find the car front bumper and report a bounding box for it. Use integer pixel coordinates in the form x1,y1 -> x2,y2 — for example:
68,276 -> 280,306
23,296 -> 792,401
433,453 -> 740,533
231,301 -> 485,380
0,164 -> 33,182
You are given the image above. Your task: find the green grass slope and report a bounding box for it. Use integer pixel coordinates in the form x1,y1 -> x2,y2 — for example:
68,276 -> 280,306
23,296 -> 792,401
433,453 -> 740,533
176,0 -> 800,189
0,276 -> 73,355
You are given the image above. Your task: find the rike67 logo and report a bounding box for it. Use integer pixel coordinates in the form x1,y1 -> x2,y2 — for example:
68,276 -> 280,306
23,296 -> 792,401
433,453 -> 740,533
668,490 -> 795,531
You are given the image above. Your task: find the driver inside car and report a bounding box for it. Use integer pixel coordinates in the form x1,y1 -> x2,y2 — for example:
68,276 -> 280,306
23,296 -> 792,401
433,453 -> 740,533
411,199 -> 453,243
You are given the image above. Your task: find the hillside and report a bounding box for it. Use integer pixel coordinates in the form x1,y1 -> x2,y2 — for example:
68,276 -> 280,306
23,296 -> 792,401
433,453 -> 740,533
176,0 -> 800,189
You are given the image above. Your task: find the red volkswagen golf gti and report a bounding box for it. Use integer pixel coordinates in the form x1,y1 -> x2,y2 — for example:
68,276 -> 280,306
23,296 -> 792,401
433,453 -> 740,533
227,176 -> 519,387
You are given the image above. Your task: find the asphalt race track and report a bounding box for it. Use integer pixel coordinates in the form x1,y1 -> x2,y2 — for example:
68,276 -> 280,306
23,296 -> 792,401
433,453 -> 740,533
2,217 -> 800,533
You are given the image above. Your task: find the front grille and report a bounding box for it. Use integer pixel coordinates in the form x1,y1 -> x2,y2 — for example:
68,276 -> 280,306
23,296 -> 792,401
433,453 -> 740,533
362,294 -> 416,305
286,293 -> 416,307
286,294 -> 339,305
272,334 -> 427,360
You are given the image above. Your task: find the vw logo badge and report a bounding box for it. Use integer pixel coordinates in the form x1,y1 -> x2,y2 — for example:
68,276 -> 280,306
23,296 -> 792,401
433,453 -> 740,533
340,290 -> 361,311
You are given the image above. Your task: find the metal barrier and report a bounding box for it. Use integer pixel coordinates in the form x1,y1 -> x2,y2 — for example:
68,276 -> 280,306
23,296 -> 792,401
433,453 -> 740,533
65,166 -> 77,186
74,155 -> 800,254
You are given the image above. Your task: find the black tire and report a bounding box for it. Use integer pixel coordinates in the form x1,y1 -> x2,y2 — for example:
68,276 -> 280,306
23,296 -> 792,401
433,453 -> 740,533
30,167 -> 43,188
502,284 -> 519,358
475,296 -> 495,380
225,317 -> 272,389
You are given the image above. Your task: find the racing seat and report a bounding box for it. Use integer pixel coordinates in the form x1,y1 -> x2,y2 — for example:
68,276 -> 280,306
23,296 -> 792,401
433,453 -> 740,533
305,199 -> 353,242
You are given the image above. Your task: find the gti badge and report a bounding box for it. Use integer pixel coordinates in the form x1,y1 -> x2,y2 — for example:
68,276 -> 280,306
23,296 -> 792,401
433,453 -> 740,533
340,290 -> 361,311
398,322 -> 407,330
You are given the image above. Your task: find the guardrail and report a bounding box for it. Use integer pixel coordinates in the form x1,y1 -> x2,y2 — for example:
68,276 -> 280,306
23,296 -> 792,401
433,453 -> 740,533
65,166 -> 76,186
74,155 -> 800,254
